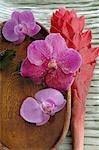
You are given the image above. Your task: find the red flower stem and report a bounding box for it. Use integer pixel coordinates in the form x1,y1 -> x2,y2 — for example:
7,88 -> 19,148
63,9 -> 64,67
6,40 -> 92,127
71,99 -> 86,150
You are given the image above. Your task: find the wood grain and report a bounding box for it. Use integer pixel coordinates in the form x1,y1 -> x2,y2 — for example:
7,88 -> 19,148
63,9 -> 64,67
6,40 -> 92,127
0,0 -> 99,150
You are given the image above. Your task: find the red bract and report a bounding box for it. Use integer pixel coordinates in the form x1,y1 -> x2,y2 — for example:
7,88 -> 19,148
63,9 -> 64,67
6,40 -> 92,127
50,7 -> 99,150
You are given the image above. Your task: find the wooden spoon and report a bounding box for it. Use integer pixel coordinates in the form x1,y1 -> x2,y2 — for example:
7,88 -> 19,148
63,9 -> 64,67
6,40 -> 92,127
0,22 -> 71,150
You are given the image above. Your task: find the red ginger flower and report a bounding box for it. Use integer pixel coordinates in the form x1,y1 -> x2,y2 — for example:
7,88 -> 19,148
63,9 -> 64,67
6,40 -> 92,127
50,7 -> 99,150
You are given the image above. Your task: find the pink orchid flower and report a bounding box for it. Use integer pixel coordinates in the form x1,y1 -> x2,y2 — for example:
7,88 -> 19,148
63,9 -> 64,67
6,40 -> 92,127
2,11 -> 41,44
20,33 -> 82,91
20,88 -> 66,126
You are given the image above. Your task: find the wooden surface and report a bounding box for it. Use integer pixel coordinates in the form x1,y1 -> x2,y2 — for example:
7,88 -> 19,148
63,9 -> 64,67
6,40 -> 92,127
0,0 -> 99,150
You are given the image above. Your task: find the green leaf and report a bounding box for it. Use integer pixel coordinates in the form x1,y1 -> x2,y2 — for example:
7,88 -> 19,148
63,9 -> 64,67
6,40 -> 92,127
0,49 -> 16,70
16,61 -> 22,73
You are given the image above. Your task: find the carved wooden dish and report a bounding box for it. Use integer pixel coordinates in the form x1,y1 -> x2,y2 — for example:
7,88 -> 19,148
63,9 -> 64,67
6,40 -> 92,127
0,22 -> 71,150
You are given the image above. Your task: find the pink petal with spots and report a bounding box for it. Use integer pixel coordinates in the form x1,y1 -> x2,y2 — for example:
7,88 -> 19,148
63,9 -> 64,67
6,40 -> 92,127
27,40 -> 51,65
45,68 -> 74,91
20,58 -> 47,83
45,33 -> 67,59
58,48 -> 82,74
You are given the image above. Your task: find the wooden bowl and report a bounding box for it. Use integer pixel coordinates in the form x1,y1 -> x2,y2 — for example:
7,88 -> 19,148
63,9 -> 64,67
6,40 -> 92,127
0,22 -> 71,150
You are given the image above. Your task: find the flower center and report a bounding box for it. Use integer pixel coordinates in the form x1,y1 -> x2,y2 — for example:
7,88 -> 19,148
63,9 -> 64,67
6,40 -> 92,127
48,60 -> 57,69
14,24 -> 27,35
41,101 -> 55,115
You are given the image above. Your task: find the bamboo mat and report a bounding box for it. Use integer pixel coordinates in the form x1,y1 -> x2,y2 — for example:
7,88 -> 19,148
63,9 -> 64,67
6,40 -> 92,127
0,0 -> 99,150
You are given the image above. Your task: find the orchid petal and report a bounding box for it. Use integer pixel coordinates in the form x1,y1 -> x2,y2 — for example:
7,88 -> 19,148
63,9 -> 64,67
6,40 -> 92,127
20,58 -> 47,82
19,11 -> 35,24
36,113 -> 50,126
45,33 -> 67,59
58,48 -> 82,74
54,102 -> 66,113
20,97 -> 44,123
14,34 -> 25,44
45,68 -> 74,91
20,58 -> 34,77
2,20 -> 19,42
27,40 -> 50,65
27,40 -> 45,66
35,88 -> 66,107
27,25 -> 41,37
26,24 -> 41,37
11,11 -> 20,24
